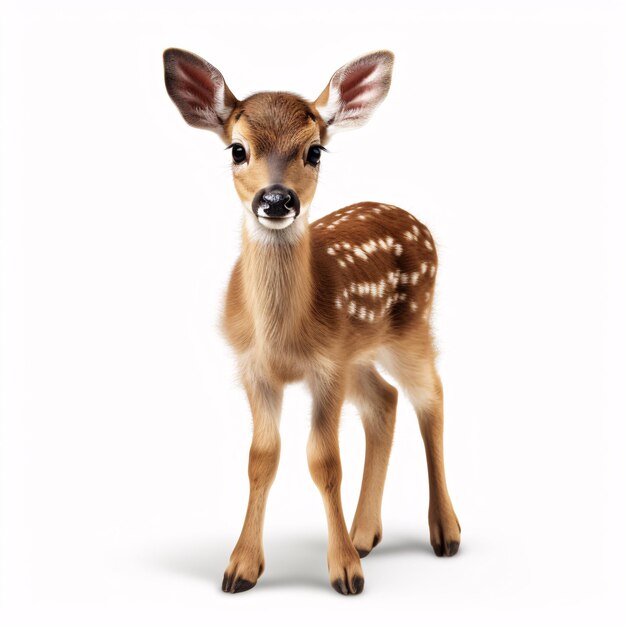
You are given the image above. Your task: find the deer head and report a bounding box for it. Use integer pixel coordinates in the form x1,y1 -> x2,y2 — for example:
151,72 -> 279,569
163,49 -> 394,241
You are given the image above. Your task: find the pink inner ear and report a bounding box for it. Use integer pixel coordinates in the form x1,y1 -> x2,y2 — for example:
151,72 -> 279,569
340,62 -> 377,103
176,60 -> 217,107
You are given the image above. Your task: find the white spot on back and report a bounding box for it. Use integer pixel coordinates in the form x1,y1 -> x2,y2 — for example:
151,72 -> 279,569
327,247 -> 336,255
363,240 -> 378,254
394,244 -> 403,256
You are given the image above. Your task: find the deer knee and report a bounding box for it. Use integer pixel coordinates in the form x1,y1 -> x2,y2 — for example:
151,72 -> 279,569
307,438 -> 342,494
248,437 -> 280,488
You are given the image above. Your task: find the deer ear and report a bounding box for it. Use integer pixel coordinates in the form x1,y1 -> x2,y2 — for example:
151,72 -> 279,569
313,51 -> 394,136
163,48 -> 238,139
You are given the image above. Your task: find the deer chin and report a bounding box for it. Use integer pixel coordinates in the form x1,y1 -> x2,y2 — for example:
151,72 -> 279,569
257,215 -> 296,230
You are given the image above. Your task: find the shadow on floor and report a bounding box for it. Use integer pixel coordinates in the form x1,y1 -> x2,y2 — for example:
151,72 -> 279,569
149,531 -> 436,592
373,535 -> 432,557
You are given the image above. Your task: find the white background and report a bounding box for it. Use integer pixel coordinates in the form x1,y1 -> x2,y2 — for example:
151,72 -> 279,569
1,0 -> 625,624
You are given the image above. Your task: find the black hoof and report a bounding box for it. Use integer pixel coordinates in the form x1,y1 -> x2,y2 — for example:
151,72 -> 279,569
351,575 -> 364,594
433,540 -> 460,557
222,573 -> 256,593
332,575 -> 364,595
356,533 -> 381,558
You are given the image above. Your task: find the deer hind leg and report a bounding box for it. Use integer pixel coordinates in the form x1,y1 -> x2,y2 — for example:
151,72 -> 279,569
222,377 -> 282,593
307,372 -> 364,595
346,363 -> 398,558
378,341 -> 461,557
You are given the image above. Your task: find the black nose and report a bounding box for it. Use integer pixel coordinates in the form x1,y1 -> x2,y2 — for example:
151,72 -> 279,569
252,184 -> 300,218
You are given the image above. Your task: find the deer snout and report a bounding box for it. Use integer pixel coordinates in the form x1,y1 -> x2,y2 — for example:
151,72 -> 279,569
253,185 -> 301,220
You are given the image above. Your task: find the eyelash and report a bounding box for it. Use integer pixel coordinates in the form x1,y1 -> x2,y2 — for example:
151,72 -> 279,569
226,142 -> 247,164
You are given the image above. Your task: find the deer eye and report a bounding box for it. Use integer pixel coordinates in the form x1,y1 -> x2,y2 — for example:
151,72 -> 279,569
306,145 -> 323,166
230,143 -> 247,164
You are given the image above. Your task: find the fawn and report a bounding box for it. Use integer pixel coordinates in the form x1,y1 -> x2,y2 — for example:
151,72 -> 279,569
163,48 -> 460,595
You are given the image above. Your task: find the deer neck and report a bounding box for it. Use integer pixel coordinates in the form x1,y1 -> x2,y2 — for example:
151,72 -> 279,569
240,222 -> 313,347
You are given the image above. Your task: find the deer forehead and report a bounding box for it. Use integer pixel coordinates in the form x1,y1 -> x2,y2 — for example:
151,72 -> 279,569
228,93 -> 322,157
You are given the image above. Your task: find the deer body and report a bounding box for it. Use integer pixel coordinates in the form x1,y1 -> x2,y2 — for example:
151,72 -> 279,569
164,49 -> 460,595
224,204 -> 437,374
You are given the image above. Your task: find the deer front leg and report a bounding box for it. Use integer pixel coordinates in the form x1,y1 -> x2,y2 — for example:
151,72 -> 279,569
222,378 -> 282,593
307,374 -> 364,595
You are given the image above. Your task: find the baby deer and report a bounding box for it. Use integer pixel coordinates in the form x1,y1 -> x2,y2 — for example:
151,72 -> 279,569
163,49 -> 460,595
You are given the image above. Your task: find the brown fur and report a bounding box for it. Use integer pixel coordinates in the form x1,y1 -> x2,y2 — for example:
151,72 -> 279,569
221,202 -> 460,593
163,49 -> 460,596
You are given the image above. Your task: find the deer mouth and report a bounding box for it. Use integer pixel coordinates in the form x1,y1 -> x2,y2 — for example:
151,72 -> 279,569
257,213 -> 297,230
